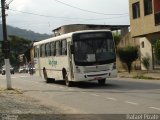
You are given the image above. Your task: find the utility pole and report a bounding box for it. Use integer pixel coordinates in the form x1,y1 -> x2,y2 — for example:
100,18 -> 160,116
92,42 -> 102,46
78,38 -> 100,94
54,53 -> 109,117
1,0 -> 12,89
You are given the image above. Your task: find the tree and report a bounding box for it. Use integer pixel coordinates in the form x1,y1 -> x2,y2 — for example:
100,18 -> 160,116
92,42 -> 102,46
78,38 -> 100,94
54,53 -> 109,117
113,33 -> 121,47
154,39 -> 160,61
8,35 -> 32,69
117,46 -> 139,73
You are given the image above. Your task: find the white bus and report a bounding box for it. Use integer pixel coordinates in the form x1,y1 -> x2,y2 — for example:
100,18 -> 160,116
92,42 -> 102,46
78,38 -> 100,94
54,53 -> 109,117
32,30 -> 117,86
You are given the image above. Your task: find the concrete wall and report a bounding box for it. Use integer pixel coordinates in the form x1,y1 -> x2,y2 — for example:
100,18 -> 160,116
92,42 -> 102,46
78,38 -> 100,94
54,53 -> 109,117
140,37 -> 153,70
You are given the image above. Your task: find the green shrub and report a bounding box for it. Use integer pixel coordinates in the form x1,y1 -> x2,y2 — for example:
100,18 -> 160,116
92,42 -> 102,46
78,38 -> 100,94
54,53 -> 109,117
117,46 -> 139,73
133,74 -> 153,79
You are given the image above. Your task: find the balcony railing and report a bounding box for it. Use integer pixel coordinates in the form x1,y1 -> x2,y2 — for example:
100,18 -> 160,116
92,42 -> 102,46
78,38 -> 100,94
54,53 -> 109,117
155,12 -> 160,25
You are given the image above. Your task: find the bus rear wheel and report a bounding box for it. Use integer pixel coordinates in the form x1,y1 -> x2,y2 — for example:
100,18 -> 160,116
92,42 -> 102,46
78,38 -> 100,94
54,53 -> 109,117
98,79 -> 106,85
47,78 -> 55,83
43,67 -> 48,82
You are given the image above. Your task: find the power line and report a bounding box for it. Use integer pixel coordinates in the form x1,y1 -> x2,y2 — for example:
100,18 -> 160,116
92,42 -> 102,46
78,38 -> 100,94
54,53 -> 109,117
8,8 -> 128,21
6,0 -> 14,5
53,0 -> 128,16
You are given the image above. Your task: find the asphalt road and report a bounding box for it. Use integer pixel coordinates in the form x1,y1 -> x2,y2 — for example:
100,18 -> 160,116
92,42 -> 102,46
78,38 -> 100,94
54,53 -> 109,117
0,73 -> 160,114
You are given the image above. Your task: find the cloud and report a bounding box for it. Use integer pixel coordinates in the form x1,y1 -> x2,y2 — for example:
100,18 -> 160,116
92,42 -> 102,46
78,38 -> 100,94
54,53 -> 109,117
10,0 -> 32,11
7,0 -> 129,34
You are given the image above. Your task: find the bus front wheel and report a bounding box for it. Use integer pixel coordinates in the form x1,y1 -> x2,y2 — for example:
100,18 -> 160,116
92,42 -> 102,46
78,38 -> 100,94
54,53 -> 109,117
65,76 -> 73,87
62,68 -> 72,87
98,79 -> 106,85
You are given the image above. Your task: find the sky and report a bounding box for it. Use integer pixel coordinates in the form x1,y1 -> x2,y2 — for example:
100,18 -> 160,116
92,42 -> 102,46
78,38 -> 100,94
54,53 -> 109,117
3,0 -> 129,34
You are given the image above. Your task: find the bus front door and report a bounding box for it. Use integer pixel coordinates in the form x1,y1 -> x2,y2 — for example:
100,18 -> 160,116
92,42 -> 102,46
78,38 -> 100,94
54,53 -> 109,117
68,42 -> 74,80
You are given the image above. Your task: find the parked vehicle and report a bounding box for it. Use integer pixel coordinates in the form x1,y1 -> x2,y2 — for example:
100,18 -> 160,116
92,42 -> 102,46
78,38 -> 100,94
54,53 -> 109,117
18,66 -> 29,73
1,65 -> 14,75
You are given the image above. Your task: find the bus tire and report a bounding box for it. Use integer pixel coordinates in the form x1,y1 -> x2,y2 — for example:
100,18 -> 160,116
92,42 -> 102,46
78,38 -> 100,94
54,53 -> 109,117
43,67 -> 48,82
65,76 -> 73,87
47,78 -> 55,83
98,79 -> 106,85
62,68 -> 72,87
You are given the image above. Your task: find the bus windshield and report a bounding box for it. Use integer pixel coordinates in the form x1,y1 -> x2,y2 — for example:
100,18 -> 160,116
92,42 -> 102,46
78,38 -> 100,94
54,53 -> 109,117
73,32 -> 116,65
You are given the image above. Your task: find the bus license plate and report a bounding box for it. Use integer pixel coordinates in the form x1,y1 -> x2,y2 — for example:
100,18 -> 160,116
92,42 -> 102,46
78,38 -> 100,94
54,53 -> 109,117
94,77 -> 102,80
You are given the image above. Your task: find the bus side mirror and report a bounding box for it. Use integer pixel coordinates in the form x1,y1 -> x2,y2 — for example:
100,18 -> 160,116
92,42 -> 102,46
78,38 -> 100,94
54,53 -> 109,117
70,45 -> 74,54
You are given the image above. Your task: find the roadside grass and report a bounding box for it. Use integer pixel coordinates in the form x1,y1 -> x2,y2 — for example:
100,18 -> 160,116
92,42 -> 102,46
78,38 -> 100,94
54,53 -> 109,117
0,88 -> 23,94
133,74 -> 154,80
118,70 -> 160,80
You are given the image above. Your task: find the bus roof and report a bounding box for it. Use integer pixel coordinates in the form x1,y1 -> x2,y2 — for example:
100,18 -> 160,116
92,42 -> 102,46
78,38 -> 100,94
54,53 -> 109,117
33,29 -> 111,46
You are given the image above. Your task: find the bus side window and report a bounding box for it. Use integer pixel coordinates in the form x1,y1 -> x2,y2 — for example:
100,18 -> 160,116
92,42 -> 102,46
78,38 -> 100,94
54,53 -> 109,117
40,44 -> 45,57
51,42 -> 55,56
34,47 -> 37,58
55,41 -> 61,56
62,39 -> 67,55
40,45 -> 42,57
45,43 -> 51,57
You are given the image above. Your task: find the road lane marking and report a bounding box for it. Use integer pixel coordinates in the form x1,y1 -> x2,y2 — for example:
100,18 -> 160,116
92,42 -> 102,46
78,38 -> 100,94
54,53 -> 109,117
149,107 -> 160,111
68,88 -> 74,91
125,101 -> 138,105
80,92 -> 87,94
90,94 -> 99,97
11,76 -> 30,79
106,97 -> 117,101
59,86 -> 65,89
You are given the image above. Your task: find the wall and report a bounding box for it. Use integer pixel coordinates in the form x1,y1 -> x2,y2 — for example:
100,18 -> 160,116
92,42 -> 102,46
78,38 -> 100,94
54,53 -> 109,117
140,37 -> 153,70
129,0 -> 160,37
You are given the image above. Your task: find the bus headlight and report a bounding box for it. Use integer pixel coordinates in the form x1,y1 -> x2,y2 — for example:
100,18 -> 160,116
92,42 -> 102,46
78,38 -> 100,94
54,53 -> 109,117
112,62 -> 116,70
76,66 -> 81,73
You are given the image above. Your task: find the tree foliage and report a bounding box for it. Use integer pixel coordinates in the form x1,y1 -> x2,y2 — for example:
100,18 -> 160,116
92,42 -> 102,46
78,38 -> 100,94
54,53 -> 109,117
113,33 -> 121,47
8,36 -> 32,69
154,39 -> 160,61
117,46 -> 139,73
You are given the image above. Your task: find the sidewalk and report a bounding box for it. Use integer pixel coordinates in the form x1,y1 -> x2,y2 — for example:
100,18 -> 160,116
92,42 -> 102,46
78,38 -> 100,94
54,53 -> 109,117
118,70 -> 160,80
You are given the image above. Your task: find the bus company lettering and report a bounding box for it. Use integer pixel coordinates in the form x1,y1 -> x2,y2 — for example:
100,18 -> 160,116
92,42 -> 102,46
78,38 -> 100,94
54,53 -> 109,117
48,59 -> 57,67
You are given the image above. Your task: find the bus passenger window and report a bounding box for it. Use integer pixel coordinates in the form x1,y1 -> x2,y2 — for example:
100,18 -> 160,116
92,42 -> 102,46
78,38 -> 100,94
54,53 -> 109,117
40,45 -> 42,57
40,44 -> 45,57
62,40 -> 67,55
34,47 -> 37,58
55,41 -> 61,56
51,42 -> 55,56
45,43 -> 51,56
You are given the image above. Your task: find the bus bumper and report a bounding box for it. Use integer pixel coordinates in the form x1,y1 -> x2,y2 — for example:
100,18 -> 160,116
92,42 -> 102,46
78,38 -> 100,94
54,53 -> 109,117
73,70 -> 117,82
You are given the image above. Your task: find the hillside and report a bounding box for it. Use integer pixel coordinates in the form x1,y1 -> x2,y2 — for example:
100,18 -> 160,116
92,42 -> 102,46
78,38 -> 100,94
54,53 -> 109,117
0,24 -> 52,41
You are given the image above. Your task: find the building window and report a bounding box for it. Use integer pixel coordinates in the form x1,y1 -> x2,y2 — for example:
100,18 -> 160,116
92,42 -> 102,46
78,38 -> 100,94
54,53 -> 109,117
144,0 -> 153,15
132,2 -> 140,19
154,0 -> 160,25
155,13 -> 160,25
141,41 -> 145,48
